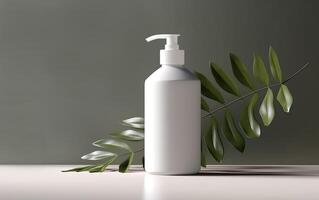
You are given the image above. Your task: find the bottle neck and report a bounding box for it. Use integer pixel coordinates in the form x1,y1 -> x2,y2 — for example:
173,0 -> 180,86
160,49 -> 184,65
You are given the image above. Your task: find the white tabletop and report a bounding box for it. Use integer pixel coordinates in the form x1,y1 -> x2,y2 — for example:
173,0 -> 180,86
1,165 -> 319,200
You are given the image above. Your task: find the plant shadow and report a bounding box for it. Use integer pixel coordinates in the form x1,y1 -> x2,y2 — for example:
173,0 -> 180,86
192,165 -> 319,176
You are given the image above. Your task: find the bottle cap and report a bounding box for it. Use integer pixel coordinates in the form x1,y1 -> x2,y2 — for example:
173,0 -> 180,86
146,34 -> 184,65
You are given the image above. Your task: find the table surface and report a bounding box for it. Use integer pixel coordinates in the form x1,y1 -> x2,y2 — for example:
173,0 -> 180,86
1,165 -> 319,200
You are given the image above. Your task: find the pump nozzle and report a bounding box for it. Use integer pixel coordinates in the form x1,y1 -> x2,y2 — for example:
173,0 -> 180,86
146,34 -> 184,66
146,34 -> 180,50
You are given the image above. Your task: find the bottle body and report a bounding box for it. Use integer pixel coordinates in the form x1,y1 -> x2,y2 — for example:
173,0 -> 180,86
145,65 -> 201,175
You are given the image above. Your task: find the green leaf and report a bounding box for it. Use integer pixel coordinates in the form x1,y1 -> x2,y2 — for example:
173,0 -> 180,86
201,138 -> 207,168
253,54 -> 269,86
205,116 -> 224,162
89,155 -> 118,173
194,71 -> 225,104
62,165 -> 97,172
93,139 -> 131,151
81,151 -> 117,161
210,62 -> 241,96
122,117 -> 144,129
119,152 -> 134,173
259,88 -> 275,126
269,46 -> 282,82
110,130 -> 144,141
229,53 -> 255,90
201,97 -> 210,112
123,117 -> 144,124
276,84 -> 293,112
88,165 -> 107,173
222,110 -> 245,152
240,94 -> 261,138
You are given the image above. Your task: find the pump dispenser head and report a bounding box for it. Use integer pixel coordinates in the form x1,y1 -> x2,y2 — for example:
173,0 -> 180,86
146,34 -> 184,66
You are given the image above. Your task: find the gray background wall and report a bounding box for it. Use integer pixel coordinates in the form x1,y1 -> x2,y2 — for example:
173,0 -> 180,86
0,0 -> 318,164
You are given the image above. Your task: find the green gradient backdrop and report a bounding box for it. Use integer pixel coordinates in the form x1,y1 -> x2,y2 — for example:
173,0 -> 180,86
0,0 -> 318,164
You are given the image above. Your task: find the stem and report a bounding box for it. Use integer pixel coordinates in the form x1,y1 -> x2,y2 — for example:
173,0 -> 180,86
282,62 -> 309,84
202,62 -> 310,118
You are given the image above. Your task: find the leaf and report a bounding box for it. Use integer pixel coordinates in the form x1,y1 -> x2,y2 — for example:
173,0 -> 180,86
222,110 -> 245,152
259,88 -> 275,126
201,97 -> 210,112
201,139 -> 207,168
277,84 -> 293,112
62,165 -> 97,172
253,54 -> 269,86
110,130 -> 144,141
93,139 -> 131,151
123,117 -> 144,124
88,164 -> 108,173
210,62 -> 241,96
269,46 -> 282,82
122,117 -> 144,129
119,152 -> 134,173
205,116 -> 224,162
240,94 -> 261,138
89,155 -> 118,173
230,53 -> 255,90
194,71 -> 225,104
81,151 -> 117,161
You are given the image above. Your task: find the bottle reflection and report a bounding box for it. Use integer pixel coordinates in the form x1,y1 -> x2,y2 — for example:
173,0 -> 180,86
143,173 -> 169,200
143,173 -> 192,200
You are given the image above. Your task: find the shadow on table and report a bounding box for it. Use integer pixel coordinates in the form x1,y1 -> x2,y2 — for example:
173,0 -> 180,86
195,165 -> 319,176
115,165 -> 319,176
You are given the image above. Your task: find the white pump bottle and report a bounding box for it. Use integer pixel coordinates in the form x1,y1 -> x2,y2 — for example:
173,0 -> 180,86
145,34 -> 201,175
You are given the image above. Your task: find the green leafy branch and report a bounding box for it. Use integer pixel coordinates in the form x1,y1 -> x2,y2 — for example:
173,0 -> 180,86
63,117 -> 145,173
202,62 -> 309,118
64,46 -> 309,173
198,46 -> 309,163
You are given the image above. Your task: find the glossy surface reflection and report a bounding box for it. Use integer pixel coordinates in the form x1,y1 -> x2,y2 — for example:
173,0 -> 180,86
144,165 -> 319,200
1,165 -> 319,200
